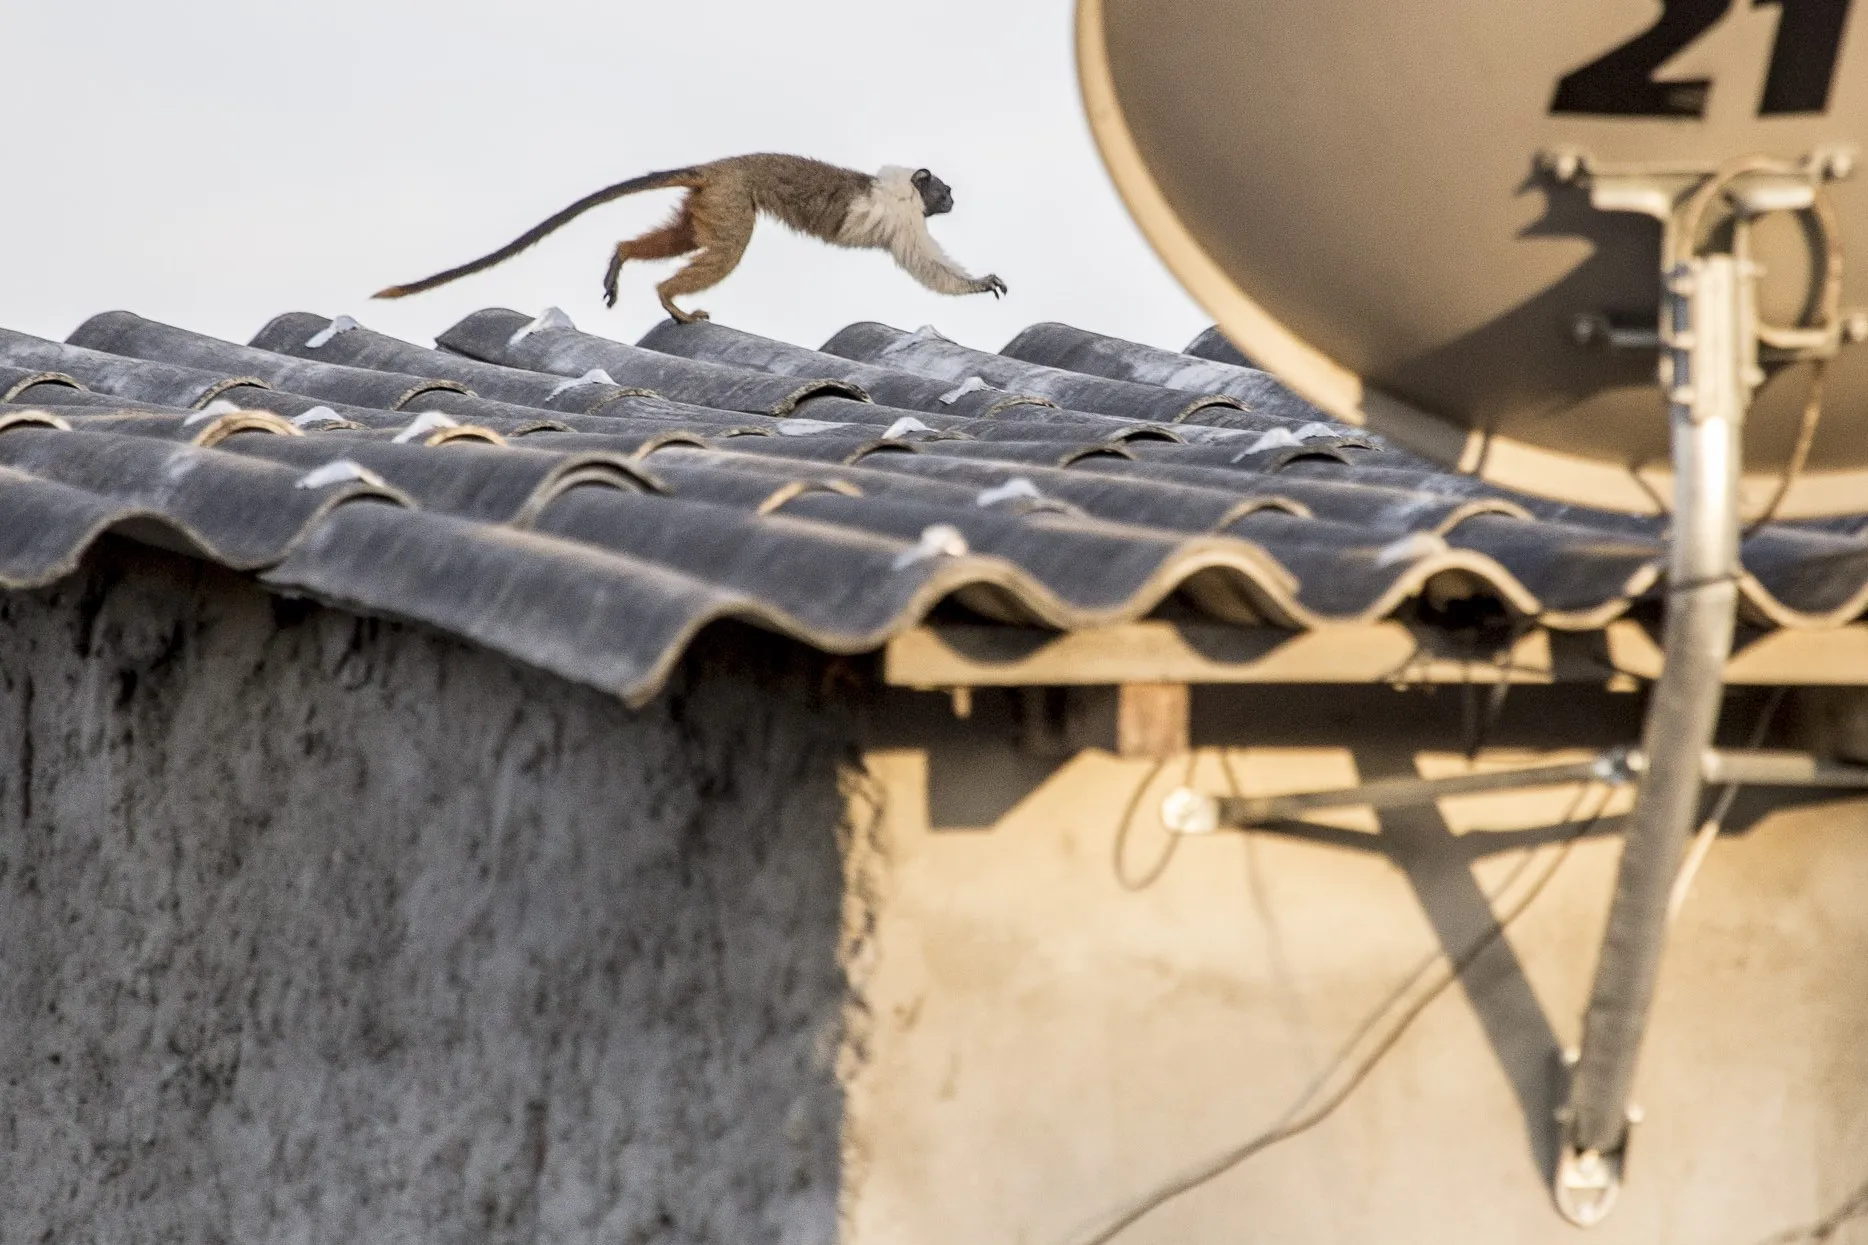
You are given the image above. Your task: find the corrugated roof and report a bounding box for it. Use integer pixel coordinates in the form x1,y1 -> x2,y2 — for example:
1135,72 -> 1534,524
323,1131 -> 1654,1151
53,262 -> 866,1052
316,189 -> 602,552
5,307 -> 1868,705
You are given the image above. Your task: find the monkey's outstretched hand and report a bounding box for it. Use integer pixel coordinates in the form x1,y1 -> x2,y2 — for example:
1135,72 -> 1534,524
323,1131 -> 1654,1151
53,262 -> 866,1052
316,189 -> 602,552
981,275 -> 1008,298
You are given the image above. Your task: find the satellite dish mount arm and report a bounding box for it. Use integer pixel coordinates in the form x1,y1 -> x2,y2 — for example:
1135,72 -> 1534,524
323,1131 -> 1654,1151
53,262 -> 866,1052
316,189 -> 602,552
1543,147 -> 1856,1228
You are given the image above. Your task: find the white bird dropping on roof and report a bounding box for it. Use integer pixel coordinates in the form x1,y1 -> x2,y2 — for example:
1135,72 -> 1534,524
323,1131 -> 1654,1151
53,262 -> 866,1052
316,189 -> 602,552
892,523 -> 969,570
393,411 -> 460,443
546,369 -> 617,399
508,307 -> 575,347
290,406 -> 346,428
1232,427 -> 1309,458
184,398 -> 246,425
772,417 -> 850,437
1374,531 -> 1450,567
882,416 -> 934,440
937,376 -> 991,405
303,316 -> 361,349
975,477 -> 1043,508
294,460 -> 386,490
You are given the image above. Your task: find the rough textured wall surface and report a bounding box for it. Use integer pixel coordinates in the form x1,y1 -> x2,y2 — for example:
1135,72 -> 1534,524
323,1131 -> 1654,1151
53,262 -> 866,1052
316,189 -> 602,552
844,688 -> 1868,1245
0,544 -> 857,1245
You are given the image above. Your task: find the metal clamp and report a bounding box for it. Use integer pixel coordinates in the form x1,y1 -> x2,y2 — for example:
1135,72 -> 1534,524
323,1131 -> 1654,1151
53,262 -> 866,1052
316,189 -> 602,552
1543,146 -> 1861,369
1552,1047 -> 1645,1229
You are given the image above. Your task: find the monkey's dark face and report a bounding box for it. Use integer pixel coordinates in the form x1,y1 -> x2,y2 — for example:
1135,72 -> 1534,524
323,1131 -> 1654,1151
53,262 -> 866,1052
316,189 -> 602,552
911,168 -> 954,216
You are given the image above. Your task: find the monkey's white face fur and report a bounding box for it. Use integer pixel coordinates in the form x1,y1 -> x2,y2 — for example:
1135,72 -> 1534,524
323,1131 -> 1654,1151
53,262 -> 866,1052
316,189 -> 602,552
835,166 -> 987,296
835,167 -> 927,246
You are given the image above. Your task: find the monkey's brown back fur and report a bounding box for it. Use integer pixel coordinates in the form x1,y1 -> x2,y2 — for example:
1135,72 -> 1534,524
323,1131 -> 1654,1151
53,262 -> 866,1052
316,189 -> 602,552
375,153 -> 880,323
730,154 -> 872,237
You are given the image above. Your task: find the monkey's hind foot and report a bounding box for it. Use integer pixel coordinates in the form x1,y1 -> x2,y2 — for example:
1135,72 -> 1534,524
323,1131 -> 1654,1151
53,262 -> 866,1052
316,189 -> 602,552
665,306 -> 711,324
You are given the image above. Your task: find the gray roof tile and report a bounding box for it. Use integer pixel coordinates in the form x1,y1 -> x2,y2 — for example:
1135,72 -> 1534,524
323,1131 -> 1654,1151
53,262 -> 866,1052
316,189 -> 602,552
439,308 -> 869,416
1002,321 -> 1325,422
2,307 -> 1866,703
821,320 -> 1248,424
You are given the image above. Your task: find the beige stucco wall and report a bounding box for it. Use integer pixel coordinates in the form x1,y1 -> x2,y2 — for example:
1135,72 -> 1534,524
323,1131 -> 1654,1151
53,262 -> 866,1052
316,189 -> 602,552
841,687 -> 1868,1245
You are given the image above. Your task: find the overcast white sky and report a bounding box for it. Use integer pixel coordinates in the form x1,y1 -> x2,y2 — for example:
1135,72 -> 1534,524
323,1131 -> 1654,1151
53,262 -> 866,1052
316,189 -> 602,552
4,0 -> 1209,359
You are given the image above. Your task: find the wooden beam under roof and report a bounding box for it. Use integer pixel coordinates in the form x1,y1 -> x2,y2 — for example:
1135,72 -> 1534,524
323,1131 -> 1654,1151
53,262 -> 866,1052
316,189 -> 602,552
883,621 -> 1868,689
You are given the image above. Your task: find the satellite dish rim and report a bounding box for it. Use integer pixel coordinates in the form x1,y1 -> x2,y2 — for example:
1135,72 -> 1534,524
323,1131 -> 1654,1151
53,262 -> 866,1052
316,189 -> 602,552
1075,0 -> 1868,520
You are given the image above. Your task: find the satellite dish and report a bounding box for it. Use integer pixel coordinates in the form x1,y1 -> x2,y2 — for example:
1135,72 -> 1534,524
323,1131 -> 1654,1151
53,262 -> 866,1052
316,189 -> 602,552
1081,0 -> 1868,1230
1079,0 -> 1866,516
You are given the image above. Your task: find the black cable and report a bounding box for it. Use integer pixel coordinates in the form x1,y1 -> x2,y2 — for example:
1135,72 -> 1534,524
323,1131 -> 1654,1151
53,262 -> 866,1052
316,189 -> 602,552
1708,687 -> 1788,826
1112,754 -> 1195,892
1074,780 -> 1613,1245
1748,361 -> 1829,536
1462,668 -> 1513,761
1672,687 -> 1789,919
1753,1175 -> 1868,1245
1212,749 -> 1546,1091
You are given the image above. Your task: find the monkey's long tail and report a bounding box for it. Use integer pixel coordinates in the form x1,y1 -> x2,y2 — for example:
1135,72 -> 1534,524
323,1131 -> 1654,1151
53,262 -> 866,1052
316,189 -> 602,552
373,167 -> 704,299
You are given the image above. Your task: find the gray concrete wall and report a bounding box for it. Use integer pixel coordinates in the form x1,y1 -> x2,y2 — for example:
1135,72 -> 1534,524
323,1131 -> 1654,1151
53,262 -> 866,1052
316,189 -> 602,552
0,544 -> 857,1244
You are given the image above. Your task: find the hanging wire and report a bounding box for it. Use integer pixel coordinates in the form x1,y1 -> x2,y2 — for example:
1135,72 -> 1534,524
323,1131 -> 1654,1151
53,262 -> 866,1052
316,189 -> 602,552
1215,742 -> 1556,1109
1112,754 -> 1187,892
1072,779 -> 1615,1245
1748,362 -> 1829,533
1460,644 -> 1515,761
1752,1175 -> 1868,1245
1668,686 -> 1789,922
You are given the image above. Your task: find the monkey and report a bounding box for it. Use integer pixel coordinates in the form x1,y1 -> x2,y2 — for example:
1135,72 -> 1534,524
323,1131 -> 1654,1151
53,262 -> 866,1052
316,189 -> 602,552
372,153 -> 1007,324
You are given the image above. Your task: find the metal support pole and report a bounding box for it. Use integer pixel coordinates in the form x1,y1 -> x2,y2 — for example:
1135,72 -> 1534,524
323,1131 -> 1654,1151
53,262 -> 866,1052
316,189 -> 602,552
1701,749 -> 1868,787
1159,752 -> 1638,833
1554,255 -> 1752,1226
1158,746 -> 1868,837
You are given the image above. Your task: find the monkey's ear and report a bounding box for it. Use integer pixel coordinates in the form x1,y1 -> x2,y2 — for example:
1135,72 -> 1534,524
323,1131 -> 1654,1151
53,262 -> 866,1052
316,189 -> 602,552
911,168 -> 932,187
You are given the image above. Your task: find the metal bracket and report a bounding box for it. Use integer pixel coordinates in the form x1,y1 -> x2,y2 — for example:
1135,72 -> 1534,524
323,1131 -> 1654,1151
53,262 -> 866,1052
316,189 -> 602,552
1553,1145 -> 1624,1229
1552,1053 -> 1644,1231
1540,146 -> 1865,366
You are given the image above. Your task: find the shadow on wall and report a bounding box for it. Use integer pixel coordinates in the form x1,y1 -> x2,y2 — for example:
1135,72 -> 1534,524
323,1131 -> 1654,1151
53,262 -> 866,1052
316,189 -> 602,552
873,677 -> 1830,1187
